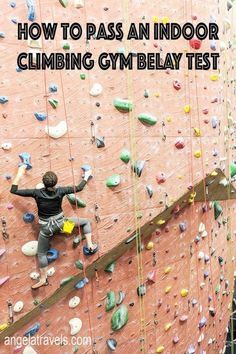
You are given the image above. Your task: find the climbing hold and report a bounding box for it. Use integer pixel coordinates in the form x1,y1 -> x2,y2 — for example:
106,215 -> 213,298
113,98 -> 133,112
210,40 -> 217,51
219,177 -> 229,186
164,266 -> 172,274
48,98 -> 59,109
75,260 -> 84,270
23,213 -> 35,223
132,160 -> 145,177
156,172 -> 166,184
198,316 -> 207,329
179,222 -> 187,232
179,315 -> 188,323
48,83 -> 58,92
157,219 -> 165,226
47,267 -> 55,277
193,128 -> 201,137
106,291 -> 116,311
147,270 -> 156,283
47,248 -> 59,263
211,116 -> 218,128
194,150 -> 201,158
175,137 -> 185,149
23,346 -> 37,354
164,323 -> 172,331
184,104 -> 191,113
173,335 -> 179,344
111,305 -> 128,331
187,344 -> 196,354
26,0 -> 36,21
62,41 -> 70,50
209,307 -> 216,317
1,142 -> 12,150
218,256 -> 224,265
0,249 -> 6,257
74,277 -> 89,289
230,164 -> 236,177
180,288 -> 188,297
146,185 -> 153,198
34,112 -> 47,121
204,271 -> 209,278
137,113 -> 157,126
106,338 -> 117,351
21,241 -> 38,256
120,149 -> 131,163
69,296 -> 80,309
0,324 -> 9,332
215,284 -> 220,294
210,73 -> 219,81
189,38 -> 202,49
0,276 -> 10,287
156,346 -> 165,353
30,272 -> 39,280
173,79 -> 182,90
59,0 -> 68,8
89,83 -> 103,97
144,89 -> 149,98
60,276 -> 75,287
13,301 -> 24,313
19,152 -> 32,170
69,318 -> 82,336
146,241 -> 154,250
227,0 -> 233,11
67,194 -> 86,208
45,121 -> 67,139
116,290 -> 125,305
137,284 -> 146,296
165,286 -> 172,294
80,73 -> 86,80
105,262 -> 115,273
213,201 -> 223,219
96,137 -> 105,148
106,174 -> 121,187
24,323 -> 40,337
198,251 -> 205,260
0,32 -> 6,38
198,334 -> 204,343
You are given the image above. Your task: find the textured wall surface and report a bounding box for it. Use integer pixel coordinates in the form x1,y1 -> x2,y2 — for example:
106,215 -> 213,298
0,0 -> 236,353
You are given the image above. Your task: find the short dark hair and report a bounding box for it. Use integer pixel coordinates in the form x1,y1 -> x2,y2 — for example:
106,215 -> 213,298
42,171 -> 58,188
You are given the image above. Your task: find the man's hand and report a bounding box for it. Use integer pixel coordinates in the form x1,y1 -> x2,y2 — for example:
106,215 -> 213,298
84,169 -> 92,181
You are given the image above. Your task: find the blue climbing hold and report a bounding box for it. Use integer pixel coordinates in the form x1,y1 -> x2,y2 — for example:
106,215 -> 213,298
23,213 -> 35,223
0,96 -> 8,104
179,222 -> 187,232
26,0 -> 36,21
47,248 -> 59,263
81,164 -> 92,171
24,323 -> 40,337
0,32 -> 6,38
16,66 -> 23,72
187,344 -> 196,354
74,277 -> 89,289
34,112 -> 47,121
19,152 -> 32,170
49,84 -> 58,93
198,316 -> 207,329
83,244 -> 98,256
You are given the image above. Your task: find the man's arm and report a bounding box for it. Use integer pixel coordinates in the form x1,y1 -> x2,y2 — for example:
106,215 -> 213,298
10,165 -> 36,197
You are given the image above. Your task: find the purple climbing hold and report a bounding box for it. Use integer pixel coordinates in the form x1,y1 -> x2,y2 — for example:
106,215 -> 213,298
0,249 -> 6,257
173,335 -> 179,344
198,316 -> 207,329
0,276 -> 9,287
179,222 -> 187,232
19,152 -> 32,170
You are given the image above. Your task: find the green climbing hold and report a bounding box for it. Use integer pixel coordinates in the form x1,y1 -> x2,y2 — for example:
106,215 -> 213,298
106,291 -> 116,312
113,98 -> 133,112
106,174 -> 121,188
60,276 -> 75,287
111,305 -> 128,331
215,284 -> 220,294
73,345 -> 80,353
33,299 -> 40,306
213,201 -> 223,220
48,98 -> 59,109
67,194 -> 86,208
59,0 -> 68,7
138,113 -> 157,126
104,262 -> 116,273
80,73 -> 86,80
75,260 -> 84,270
227,233 -> 231,241
63,42 -> 70,50
230,164 -> 236,177
137,284 -> 146,296
120,149 -> 131,164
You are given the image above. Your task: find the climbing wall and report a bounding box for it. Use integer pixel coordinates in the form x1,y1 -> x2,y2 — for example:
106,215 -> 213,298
0,0 -> 236,353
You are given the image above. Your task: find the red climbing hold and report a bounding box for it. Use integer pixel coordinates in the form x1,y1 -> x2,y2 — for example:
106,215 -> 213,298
173,80 -> 182,91
189,38 -> 202,49
175,138 -> 185,149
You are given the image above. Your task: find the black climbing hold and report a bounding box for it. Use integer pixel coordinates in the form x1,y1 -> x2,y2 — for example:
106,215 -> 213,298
106,338 -> 117,351
137,284 -> 146,297
214,201 -> 223,220
132,160 -> 145,177
96,137 -> 105,148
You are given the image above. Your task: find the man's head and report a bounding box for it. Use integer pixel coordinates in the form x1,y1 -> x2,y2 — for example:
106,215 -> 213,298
42,171 -> 58,189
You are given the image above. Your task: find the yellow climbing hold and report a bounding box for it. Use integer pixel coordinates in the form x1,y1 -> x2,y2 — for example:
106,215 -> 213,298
194,150 -> 202,158
184,105 -> 191,113
152,16 -> 158,23
177,175 -> 183,179
211,73 -> 219,81
156,346 -> 165,353
164,266 -> 172,274
166,116 -> 172,122
162,16 -> 170,24
211,170 -> 218,176
157,219 -> 165,225
0,323 -> 8,332
194,128 -> 201,137
146,241 -> 154,250
154,92 -> 160,97
181,288 -> 189,297
164,323 -> 172,331
165,286 -> 172,294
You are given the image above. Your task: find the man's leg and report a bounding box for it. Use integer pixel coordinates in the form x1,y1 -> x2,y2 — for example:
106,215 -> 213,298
67,217 -> 96,251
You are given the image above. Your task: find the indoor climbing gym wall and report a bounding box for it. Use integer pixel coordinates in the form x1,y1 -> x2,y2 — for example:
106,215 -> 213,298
0,0 -> 236,353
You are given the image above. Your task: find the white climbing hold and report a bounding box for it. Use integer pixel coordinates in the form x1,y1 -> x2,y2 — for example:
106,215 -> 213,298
1,142 -> 12,150
69,318 -> 82,335
45,121 -> 67,139
22,241 -> 38,256
223,18 -> 231,31
220,41 -> 226,52
219,178 -> 229,187
47,267 -> 55,277
89,83 -> 103,97
198,333 -> 204,343
23,345 -> 37,354
13,301 -> 24,313
74,0 -> 84,8
28,37 -> 42,49
30,272 -> 40,280
69,296 -> 80,308
198,251 -> 205,260
198,222 -> 205,233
